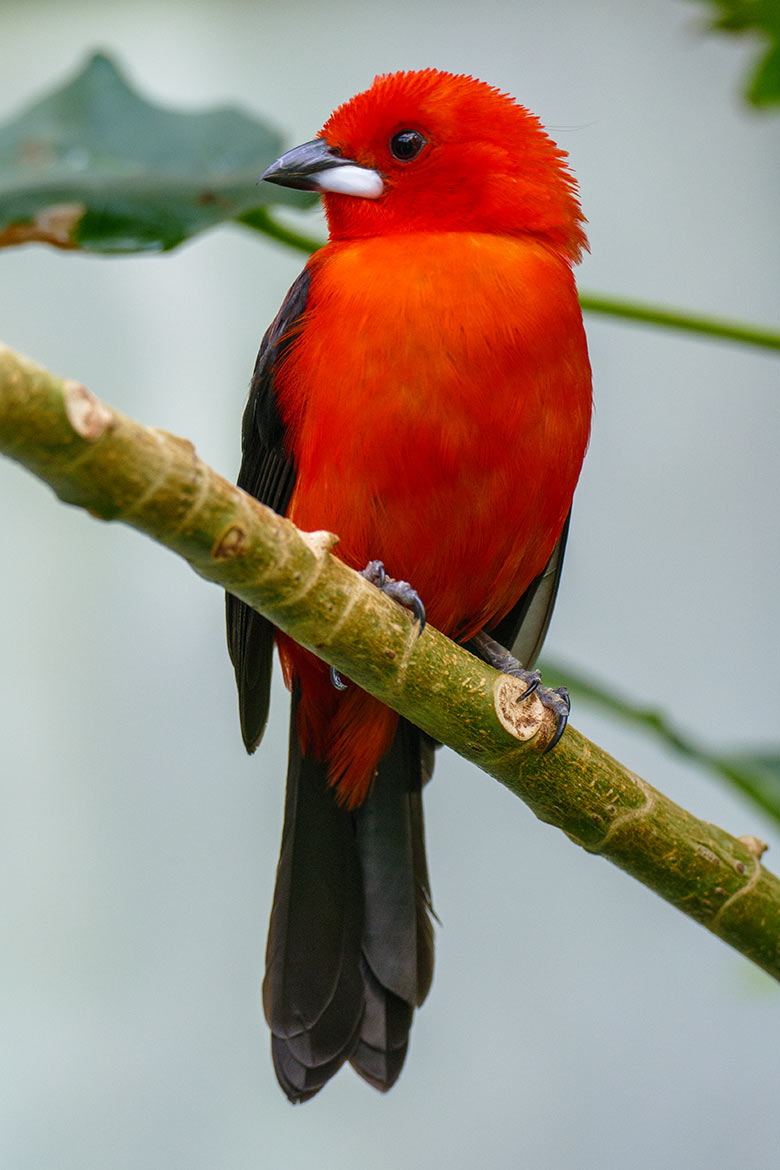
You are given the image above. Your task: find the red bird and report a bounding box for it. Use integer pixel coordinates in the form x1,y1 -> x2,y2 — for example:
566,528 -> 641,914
227,69 -> 591,1102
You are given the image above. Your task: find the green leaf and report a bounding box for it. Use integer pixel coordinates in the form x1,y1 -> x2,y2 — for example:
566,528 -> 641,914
691,0 -> 780,107
541,659 -> 780,826
0,52 -> 315,253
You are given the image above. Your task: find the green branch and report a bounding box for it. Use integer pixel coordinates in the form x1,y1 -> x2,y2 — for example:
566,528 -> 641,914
542,660 -> 780,827
237,206 -> 325,256
577,293 -> 780,352
1,340 -> 779,983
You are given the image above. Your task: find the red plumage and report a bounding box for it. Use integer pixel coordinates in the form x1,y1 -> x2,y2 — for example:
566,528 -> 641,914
228,69 -> 591,1100
276,72 -> 590,805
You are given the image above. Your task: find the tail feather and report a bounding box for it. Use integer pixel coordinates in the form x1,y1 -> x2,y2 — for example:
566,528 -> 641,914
350,959 -> 413,1092
351,718 -> 435,1090
354,719 -> 434,1004
264,692 -> 435,1101
263,687 -> 364,1101
271,1016 -> 362,1103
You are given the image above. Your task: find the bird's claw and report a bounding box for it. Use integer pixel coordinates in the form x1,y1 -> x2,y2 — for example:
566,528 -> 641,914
468,630 -> 570,750
538,685 -> 570,751
506,675 -> 569,751
361,560 -> 426,636
330,562 -> 426,691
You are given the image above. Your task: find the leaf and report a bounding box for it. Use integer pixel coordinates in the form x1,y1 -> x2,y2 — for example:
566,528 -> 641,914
0,52 -> 315,253
690,0 -> 780,107
542,659 -> 780,826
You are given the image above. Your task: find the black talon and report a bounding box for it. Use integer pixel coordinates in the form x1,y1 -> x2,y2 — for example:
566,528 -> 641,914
544,719 -> 566,751
383,580 -> 426,635
361,561 -> 387,589
410,595 -> 426,634
468,629 -> 570,749
360,560 -> 426,636
540,686 -> 570,751
331,562 -> 425,694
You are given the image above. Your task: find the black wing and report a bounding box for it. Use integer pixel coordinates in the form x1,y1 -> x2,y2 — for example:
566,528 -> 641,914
226,268 -> 311,752
488,511 -> 571,669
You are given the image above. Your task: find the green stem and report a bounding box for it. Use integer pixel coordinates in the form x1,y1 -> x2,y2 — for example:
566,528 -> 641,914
237,206 -> 324,256
578,293 -> 780,352
242,208 -> 780,355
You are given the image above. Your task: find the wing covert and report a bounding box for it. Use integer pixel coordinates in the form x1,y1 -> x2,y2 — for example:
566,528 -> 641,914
489,512 -> 571,670
226,267 -> 311,752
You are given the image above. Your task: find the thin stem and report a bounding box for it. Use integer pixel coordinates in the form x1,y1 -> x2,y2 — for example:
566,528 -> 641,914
237,206 -> 324,256
578,293 -> 780,352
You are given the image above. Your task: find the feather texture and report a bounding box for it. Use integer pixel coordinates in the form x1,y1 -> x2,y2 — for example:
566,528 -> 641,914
226,269 -> 309,751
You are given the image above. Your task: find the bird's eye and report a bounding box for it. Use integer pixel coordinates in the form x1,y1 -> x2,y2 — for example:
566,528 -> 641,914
389,130 -> 427,161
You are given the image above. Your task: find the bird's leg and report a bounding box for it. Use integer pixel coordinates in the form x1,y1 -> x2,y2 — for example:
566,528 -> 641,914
329,561 -> 426,691
467,630 -> 570,750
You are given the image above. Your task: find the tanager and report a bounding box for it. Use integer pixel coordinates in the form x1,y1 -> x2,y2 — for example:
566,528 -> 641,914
227,69 -> 592,1102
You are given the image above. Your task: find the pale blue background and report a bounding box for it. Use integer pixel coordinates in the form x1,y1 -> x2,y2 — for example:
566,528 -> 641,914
2,2 -> 779,1167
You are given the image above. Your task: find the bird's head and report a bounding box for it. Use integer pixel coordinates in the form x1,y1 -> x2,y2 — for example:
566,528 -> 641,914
261,69 -> 586,262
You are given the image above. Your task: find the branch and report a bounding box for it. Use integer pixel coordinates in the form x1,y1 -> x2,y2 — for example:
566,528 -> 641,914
541,660 -> 780,827
2,341 -> 779,982
577,292 -> 780,352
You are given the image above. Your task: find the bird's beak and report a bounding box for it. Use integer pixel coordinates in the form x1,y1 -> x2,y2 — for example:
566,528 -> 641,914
260,138 -> 384,200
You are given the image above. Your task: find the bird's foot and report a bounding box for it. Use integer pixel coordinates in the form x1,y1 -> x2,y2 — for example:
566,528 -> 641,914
330,561 -> 426,691
468,630 -> 570,750
360,560 -> 426,632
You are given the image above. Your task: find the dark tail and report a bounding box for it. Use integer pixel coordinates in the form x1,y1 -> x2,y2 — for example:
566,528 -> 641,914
263,686 -> 434,1102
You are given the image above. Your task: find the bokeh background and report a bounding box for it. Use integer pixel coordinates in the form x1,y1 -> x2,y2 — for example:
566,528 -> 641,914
2,2 -> 779,1167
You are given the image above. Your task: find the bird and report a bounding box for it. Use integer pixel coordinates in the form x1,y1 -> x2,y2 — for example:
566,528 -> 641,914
226,68 -> 592,1102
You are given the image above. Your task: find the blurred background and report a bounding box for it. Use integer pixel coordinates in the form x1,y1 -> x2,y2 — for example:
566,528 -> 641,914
1,1 -> 779,1167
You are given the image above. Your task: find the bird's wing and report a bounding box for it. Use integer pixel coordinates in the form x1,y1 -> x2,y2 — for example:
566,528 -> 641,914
226,268 -> 311,752
488,511 -> 571,669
